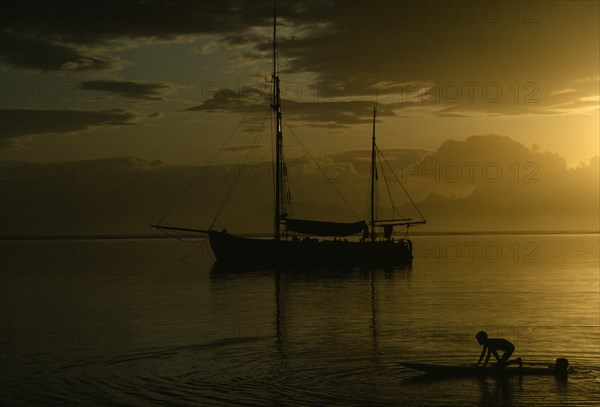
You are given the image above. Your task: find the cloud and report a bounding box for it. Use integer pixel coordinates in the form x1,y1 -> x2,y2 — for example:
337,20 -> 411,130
1,0 -> 597,120
281,3 -> 598,81
0,108 -> 136,148
285,99 -> 398,126
79,80 -> 173,101
185,87 -> 401,126
305,134 -> 600,231
1,136 -> 597,236
275,2 -> 599,117
1,1 -> 334,41
0,0 -> 334,72
0,30 -> 118,72
185,87 -> 267,112
221,144 -> 264,152
1,1 -> 255,43
186,75 -> 599,127
399,136 -> 599,230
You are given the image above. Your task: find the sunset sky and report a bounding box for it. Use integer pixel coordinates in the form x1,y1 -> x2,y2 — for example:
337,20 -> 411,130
1,0 -> 598,235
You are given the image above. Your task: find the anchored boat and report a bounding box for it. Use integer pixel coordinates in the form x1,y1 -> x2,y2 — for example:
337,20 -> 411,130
152,7 -> 425,267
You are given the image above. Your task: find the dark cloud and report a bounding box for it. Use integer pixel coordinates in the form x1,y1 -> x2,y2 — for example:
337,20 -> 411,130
1,0 -> 596,119
185,87 -> 400,126
280,2 -> 598,82
0,0 -> 334,71
0,0 -> 333,44
79,80 -> 172,101
186,75 -> 597,126
188,81 -> 564,125
185,87 -> 267,112
285,100 -> 397,126
0,30 -> 116,71
275,1 -> 599,117
0,109 -> 136,148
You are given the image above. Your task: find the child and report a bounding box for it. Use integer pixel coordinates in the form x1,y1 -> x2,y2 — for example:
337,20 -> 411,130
473,330 -> 522,368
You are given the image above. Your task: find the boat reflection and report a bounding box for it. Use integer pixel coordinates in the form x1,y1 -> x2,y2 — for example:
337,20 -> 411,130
209,261 -> 412,280
209,262 -> 411,353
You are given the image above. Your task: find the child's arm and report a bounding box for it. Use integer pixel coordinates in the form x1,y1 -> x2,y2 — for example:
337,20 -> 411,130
474,345 -> 487,366
483,348 -> 492,366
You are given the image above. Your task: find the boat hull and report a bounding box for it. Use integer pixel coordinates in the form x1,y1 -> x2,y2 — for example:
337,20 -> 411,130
208,231 -> 412,268
400,362 -> 565,377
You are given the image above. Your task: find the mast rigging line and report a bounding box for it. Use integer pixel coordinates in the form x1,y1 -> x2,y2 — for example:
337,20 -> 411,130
179,239 -> 209,261
209,107 -> 272,230
378,148 -> 406,220
153,225 -> 204,242
284,123 -> 360,220
376,146 -> 427,223
155,92 -> 266,226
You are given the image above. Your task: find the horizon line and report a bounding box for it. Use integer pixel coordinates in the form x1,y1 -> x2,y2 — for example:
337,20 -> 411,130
1,230 -> 598,241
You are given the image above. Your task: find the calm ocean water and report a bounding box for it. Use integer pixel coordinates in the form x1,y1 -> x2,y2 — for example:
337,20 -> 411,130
1,234 -> 598,406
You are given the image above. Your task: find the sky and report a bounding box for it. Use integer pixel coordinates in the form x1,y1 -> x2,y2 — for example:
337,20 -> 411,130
0,0 -> 598,235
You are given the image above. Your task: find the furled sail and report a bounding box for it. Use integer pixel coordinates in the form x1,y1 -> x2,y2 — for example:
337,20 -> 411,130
286,219 -> 368,237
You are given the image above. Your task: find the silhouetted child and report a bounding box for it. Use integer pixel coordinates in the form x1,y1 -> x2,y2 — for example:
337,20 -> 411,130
473,330 -> 522,368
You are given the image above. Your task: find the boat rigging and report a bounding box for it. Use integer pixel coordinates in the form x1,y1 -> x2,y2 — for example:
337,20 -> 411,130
152,5 -> 425,267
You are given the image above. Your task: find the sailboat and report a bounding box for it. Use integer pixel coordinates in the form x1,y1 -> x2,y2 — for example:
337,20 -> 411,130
152,7 -> 425,268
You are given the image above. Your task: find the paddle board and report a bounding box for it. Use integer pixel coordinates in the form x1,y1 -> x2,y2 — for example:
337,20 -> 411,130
400,359 -> 569,378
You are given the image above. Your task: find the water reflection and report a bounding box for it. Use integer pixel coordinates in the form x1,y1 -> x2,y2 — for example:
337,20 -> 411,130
208,262 -> 412,353
1,236 -> 596,406
201,234 -> 599,406
209,262 -> 412,280
478,376 -> 518,406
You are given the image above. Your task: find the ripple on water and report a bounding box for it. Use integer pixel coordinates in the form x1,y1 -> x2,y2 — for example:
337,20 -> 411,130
4,333 -> 598,407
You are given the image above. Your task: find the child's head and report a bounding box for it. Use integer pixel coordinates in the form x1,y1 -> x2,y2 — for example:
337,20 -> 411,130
475,330 -> 488,344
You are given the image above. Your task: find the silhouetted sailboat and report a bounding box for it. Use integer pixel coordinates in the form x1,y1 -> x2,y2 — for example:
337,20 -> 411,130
152,7 -> 425,268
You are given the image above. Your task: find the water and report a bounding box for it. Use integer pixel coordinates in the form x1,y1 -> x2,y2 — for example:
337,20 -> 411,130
1,234 -> 598,406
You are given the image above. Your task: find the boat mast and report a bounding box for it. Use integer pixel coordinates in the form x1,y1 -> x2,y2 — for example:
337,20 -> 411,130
273,4 -> 283,241
370,105 -> 377,241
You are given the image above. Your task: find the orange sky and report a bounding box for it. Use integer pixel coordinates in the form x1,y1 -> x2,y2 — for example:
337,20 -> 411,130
0,0 -> 598,235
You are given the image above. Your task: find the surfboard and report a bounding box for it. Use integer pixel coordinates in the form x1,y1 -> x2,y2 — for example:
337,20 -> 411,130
400,361 -> 569,377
